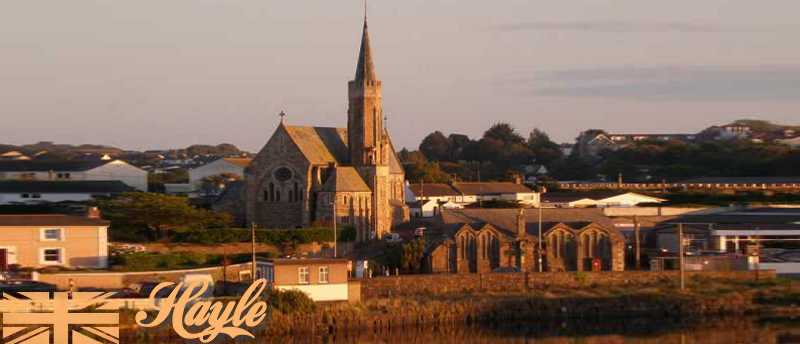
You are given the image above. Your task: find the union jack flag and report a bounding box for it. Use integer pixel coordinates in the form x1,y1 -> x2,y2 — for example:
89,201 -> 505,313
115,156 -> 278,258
1,291 -> 119,344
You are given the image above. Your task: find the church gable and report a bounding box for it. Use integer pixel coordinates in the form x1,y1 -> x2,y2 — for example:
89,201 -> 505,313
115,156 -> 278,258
249,124 -> 312,179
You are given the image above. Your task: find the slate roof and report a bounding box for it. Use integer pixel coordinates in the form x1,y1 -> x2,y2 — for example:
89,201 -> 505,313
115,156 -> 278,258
0,214 -> 109,226
408,183 -> 460,197
0,160 -> 110,172
283,126 -> 349,165
354,20 -> 377,82
0,180 -> 134,193
321,167 -> 371,192
282,125 -> 404,174
441,208 -> 616,238
451,182 -> 533,195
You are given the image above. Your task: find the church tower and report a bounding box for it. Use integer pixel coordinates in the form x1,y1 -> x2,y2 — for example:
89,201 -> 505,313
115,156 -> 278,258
348,16 -> 386,167
348,14 -> 392,239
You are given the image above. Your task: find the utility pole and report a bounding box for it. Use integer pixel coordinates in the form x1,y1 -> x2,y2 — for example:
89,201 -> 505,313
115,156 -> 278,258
538,204 -> 543,272
634,215 -> 641,270
678,223 -> 685,291
251,222 -> 257,280
332,199 -> 338,258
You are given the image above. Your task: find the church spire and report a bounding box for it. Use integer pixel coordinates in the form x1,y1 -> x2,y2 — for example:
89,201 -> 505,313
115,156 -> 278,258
354,8 -> 377,82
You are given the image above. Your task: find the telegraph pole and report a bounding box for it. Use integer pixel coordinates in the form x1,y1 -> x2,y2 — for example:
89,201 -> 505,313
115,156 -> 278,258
634,215 -> 641,270
251,222 -> 257,280
332,199 -> 338,258
538,204 -> 543,272
678,223 -> 685,291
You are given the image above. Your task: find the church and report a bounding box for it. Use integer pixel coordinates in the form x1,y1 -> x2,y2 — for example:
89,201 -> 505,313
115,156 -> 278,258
244,17 -> 408,241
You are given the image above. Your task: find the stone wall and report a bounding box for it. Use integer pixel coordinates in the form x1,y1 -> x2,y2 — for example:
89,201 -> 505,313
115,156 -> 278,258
360,271 -> 775,299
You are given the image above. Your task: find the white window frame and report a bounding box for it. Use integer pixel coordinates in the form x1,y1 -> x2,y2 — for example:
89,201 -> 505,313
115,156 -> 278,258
40,228 -> 64,241
319,266 -> 329,284
298,266 -> 310,284
39,247 -> 64,265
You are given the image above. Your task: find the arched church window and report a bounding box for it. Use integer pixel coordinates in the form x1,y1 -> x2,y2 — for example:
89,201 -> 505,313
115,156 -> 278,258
294,183 -> 300,203
269,183 -> 275,202
288,190 -> 294,202
276,189 -> 281,202
263,190 -> 268,202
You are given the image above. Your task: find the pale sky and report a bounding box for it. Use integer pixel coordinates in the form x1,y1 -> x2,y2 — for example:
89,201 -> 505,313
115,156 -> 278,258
2,1 -> 799,151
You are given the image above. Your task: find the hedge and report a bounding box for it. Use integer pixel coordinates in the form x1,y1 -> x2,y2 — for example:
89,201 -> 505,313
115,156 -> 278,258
171,226 -> 356,245
109,251 -> 275,272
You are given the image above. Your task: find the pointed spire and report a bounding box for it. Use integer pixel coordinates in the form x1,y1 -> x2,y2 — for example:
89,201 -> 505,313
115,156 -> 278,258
354,5 -> 377,82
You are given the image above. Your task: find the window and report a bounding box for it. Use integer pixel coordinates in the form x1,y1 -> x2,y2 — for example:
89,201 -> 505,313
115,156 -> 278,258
56,173 -> 71,179
32,194 -> 41,199
319,266 -> 329,283
298,267 -> 309,284
41,228 -> 63,241
41,248 -> 63,264
21,194 -> 30,199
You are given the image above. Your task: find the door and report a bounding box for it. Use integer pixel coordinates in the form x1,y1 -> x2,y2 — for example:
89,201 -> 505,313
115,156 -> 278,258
0,249 -> 7,271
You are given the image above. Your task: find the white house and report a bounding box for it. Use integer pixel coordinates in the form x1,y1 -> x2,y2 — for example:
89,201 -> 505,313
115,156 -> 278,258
0,160 -> 148,191
0,180 -> 133,204
407,182 -> 540,207
542,191 -> 666,208
409,199 -> 463,218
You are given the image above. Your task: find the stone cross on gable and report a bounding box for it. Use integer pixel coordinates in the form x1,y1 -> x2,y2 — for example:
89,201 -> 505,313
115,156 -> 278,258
279,110 -> 286,123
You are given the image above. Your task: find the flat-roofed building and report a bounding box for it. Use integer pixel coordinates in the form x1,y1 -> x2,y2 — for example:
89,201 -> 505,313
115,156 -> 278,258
259,258 -> 352,302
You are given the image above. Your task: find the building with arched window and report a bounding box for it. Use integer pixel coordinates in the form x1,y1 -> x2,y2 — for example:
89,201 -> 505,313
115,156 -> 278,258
426,208 -> 625,273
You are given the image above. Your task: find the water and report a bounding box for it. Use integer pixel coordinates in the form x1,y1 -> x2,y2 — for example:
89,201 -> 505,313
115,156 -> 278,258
122,316 -> 800,343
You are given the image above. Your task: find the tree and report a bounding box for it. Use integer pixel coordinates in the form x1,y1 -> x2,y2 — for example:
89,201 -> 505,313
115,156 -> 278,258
419,131 -> 451,161
401,238 -> 426,273
199,173 -> 241,196
528,128 -> 564,167
484,123 -> 525,145
98,192 -> 231,241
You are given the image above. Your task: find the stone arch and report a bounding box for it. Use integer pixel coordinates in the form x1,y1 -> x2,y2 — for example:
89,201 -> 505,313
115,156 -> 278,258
545,227 -> 577,271
579,227 -> 613,271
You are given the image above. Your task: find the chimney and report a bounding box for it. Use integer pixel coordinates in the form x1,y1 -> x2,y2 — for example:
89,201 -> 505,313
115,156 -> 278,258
86,207 -> 101,219
516,208 -> 526,239
514,174 -> 522,185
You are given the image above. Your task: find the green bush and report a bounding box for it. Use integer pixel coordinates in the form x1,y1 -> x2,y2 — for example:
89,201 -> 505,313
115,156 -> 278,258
111,252 -> 213,271
267,289 -> 316,314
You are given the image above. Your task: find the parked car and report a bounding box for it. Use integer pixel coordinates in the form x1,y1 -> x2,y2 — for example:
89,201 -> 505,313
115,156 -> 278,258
384,233 -> 403,244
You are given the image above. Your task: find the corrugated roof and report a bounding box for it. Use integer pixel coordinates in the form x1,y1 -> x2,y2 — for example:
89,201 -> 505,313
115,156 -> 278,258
0,180 -> 134,193
452,182 -> 533,195
322,167 -> 371,192
0,214 -> 109,227
681,177 -> 800,184
283,126 -> 349,165
0,160 -> 110,172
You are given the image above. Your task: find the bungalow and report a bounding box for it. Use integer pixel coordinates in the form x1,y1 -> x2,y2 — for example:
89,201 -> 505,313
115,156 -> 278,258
258,258 -> 352,302
407,182 -> 540,208
0,208 -> 109,270
0,160 -> 148,191
0,180 -> 133,205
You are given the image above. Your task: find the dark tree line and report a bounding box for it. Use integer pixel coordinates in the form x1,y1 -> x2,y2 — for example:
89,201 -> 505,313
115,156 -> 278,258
406,122 -> 800,183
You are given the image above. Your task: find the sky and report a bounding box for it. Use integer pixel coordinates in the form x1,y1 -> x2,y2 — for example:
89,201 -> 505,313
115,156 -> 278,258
2,1 -> 799,152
